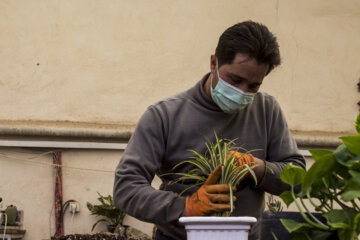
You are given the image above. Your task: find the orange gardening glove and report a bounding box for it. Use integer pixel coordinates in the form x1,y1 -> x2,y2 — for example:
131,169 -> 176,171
228,151 -> 255,177
184,165 -> 236,216
228,150 -> 255,169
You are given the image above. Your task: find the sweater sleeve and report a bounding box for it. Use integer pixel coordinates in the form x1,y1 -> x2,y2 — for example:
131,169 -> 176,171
255,97 -> 306,195
113,106 -> 185,229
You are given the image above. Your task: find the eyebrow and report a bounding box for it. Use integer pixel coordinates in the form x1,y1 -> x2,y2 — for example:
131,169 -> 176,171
227,73 -> 248,82
227,73 -> 262,86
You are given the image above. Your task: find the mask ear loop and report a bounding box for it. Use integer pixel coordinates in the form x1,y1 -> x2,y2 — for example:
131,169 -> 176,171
210,73 -> 214,91
211,58 -> 221,91
216,58 -> 220,80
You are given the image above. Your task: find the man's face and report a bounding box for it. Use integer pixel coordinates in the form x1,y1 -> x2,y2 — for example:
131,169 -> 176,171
210,53 -> 269,93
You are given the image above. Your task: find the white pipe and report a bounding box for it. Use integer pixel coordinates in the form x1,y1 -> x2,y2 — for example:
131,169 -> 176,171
298,149 -> 311,157
0,125 -> 343,148
0,139 -> 127,150
0,124 -> 133,140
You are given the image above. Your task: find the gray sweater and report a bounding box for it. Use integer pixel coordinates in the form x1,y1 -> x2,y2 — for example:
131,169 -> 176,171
114,74 -> 305,240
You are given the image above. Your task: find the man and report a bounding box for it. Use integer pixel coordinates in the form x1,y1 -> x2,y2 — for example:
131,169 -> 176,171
114,21 -> 305,240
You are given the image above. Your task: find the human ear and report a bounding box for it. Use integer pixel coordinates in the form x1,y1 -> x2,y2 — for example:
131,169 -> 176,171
210,55 -> 217,74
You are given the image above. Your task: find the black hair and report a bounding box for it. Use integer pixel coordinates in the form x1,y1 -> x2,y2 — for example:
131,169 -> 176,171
215,21 -> 281,74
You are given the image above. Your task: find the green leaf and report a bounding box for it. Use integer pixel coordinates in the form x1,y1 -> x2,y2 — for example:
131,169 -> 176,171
355,113 -> 360,134
308,230 -> 334,240
279,191 -> 294,207
91,218 -> 109,231
280,218 -> 311,233
87,193 -> 126,227
291,232 -> 311,240
350,160 -> 360,172
340,135 -> 360,156
271,232 -> 279,240
341,170 -> 360,201
338,228 -> 355,240
327,220 -> 349,229
309,149 -> 333,161
333,144 -> 358,167
347,170 -> 360,182
328,171 -> 346,190
280,163 -> 306,186
324,209 -> 355,229
302,153 -> 336,194
354,212 -> 360,235
166,172 -> 206,183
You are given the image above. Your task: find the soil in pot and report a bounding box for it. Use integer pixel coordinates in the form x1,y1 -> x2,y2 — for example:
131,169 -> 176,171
52,233 -> 125,240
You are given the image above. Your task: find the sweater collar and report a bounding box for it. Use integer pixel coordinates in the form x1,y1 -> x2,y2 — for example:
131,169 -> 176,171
192,73 -> 223,112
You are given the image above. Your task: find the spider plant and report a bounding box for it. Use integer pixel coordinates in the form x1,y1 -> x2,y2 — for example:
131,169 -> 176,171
266,194 -> 284,213
168,132 -> 261,216
86,192 -> 126,232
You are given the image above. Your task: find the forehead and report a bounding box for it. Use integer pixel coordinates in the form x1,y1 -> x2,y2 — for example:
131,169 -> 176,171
223,53 -> 269,81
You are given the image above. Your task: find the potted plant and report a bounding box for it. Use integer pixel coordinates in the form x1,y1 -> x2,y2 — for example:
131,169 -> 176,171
261,195 -> 325,240
86,192 -> 126,233
168,132 -> 260,239
266,194 -> 284,213
278,113 -> 360,240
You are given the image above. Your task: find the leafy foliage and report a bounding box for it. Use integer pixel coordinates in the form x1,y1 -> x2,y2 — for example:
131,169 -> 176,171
86,192 -> 126,232
279,113 -> 360,240
167,132 -> 261,216
267,194 -> 284,213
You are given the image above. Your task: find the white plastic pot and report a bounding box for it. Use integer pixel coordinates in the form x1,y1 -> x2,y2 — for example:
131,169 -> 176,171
179,216 -> 257,240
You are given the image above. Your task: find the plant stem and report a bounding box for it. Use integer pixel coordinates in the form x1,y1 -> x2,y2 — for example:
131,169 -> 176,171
300,197 -> 329,228
328,188 -> 334,210
319,198 -> 331,212
291,186 -> 330,230
306,193 -> 327,214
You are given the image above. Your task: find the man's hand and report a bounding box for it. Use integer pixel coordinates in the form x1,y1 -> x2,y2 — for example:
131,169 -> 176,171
228,150 -> 255,172
228,150 -> 265,183
184,165 -> 236,216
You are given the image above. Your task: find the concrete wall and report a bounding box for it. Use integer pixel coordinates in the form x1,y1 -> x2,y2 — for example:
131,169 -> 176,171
0,1 -> 359,239
0,148 -> 161,239
0,0 -> 359,132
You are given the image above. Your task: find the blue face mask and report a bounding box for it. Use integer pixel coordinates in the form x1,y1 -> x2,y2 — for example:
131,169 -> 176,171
210,62 -> 255,114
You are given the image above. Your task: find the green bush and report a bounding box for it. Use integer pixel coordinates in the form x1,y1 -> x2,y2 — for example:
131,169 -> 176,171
87,192 -> 126,232
279,113 -> 360,240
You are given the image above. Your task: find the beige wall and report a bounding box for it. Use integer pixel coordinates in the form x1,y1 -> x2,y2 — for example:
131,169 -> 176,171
0,148 -> 161,239
0,0 -> 359,132
0,1 -> 359,239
